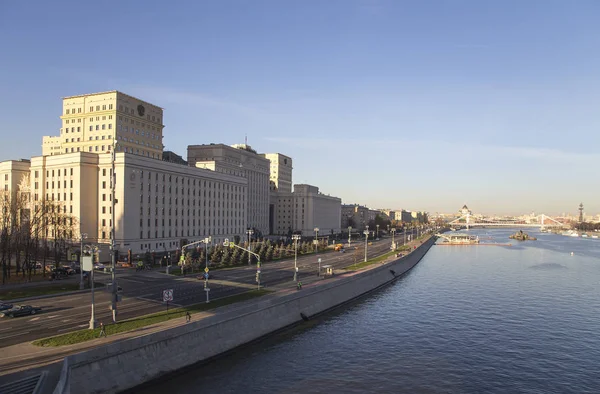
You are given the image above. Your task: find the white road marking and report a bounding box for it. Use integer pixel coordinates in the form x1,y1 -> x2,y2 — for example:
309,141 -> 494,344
0,330 -> 30,340
46,315 -> 59,319
28,317 -> 40,322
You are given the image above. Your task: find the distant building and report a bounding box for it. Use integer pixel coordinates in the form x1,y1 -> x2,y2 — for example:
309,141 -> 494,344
187,143 -> 270,236
162,151 -> 187,166
292,184 -> 341,236
341,204 -> 369,231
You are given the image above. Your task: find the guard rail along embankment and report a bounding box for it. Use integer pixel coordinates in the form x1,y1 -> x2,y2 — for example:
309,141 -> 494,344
54,236 -> 437,394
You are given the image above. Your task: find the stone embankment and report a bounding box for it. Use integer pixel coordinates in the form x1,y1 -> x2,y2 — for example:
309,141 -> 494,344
54,236 -> 437,394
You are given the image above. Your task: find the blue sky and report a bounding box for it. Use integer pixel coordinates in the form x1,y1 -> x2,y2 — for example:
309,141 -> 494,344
1,0 -> 598,216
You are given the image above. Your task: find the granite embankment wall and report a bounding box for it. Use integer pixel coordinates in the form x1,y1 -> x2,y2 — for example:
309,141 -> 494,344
54,236 -> 436,394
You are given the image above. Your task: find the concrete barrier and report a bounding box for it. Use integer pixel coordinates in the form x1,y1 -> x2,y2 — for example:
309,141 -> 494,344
54,236 -> 436,394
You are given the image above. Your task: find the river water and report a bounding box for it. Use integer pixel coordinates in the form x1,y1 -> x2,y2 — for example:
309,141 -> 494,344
141,229 -> 600,393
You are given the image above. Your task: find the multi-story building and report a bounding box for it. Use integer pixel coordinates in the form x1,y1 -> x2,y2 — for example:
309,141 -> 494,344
399,210 -> 413,223
28,152 -> 247,260
341,204 -> 369,231
187,143 -> 270,236
261,153 -> 293,193
0,159 -> 31,225
42,91 -> 164,159
292,185 -> 341,236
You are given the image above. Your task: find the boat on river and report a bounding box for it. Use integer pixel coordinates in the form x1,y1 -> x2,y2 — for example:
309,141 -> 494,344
437,233 -> 479,245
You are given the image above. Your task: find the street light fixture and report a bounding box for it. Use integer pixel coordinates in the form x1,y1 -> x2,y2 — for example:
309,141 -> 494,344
79,232 -> 87,290
292,234 -> 301,282
363,226 -> 370,262
246,229 -> 254,266
314,227 -> 319,253
376,224 -> 380,239
391,228 -> 397,250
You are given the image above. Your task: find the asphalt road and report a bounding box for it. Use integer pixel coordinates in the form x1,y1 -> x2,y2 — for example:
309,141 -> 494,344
0,231 -> 421,348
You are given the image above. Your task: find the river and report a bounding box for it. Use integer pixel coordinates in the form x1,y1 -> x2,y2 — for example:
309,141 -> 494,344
140,229 -> 600,393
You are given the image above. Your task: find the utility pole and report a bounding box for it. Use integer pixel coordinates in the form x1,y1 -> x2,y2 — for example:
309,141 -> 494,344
110,143 -> 118,323
364,226 -> 369,262
246,229 -> 254,266
348,226 -> 352,245
79,233 -> 87,290
292,234 -> 300,282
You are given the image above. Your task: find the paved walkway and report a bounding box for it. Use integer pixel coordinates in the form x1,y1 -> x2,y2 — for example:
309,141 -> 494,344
0,235 -> 433,392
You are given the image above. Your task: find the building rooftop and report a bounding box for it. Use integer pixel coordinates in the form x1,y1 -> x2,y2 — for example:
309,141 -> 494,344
62,90 -> 164,109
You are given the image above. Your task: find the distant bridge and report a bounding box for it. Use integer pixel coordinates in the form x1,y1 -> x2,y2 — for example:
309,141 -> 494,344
448,213 -> 564,229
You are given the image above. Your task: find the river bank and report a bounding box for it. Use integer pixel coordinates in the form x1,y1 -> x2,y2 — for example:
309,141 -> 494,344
52,235 -> 437,394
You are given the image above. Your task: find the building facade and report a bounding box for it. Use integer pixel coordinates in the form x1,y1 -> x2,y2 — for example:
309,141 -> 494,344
28,152 -> 247,260
341,204 -> 369,231
187,143 -> 270,236
292,184 -> 341,236
42,91 -> 165,159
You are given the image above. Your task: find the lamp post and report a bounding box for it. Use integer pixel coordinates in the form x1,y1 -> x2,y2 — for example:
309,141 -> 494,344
376,224 -> 380,239
363,226 -> 370,262
391,228 -> 396,250
314,227 -> 320,276
85,245 -> 99,330
110,141 -> 118,323
79,233 -> 87,289
348,226 -> 352,245
203,236 -> 211,303
404,226 -> 407,246
292,234 -> 301,282
246,229 -> 254,266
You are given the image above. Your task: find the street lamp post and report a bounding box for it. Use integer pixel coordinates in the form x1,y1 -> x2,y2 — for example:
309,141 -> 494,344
246,229 -> 254,266
314,227 -> 319,276
376,224 -> 380,239
203,236 -> 211,303
348,226 -> 352,245
79,233 -> 87,289
110,142 -> 118,323
391,228 -> 396,250
404,226 -> 407,246
363,226 -> 370,262
292,234 -> 301,282
85,245 -> 99,330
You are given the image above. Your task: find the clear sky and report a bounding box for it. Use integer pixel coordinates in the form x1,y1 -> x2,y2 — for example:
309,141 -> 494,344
1,0 -> 598,216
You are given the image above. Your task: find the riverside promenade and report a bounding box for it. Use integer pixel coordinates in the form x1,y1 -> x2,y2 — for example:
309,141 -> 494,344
0,234 -> 436,394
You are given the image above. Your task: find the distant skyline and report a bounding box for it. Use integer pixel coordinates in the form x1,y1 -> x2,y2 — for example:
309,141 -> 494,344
1,1 -> 598,216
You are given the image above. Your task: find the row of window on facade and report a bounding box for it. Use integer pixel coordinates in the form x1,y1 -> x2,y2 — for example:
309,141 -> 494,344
139,217 -> 243,229
118,116 -> 160,132
117,135 -> 160,150
118,124 -> 160,140
65,115 -> 113,125
136,227 -> 240,242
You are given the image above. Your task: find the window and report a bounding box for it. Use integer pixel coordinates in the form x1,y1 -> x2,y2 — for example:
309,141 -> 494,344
102,105 -> 106,110
90,106 -> 93,112
95,125 -> 99,130
66,109 -> 70,114
77,127 -> 80,132
102,124 -> 106,130
102,181 -> 106,189
109,104 -> 113,110
108,124 -> 112,129
96,106 -> 100,111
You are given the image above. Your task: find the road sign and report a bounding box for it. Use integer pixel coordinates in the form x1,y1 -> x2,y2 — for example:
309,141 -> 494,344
318,258 -> 322,263
162,289 -> 174,302
257,269 -> 261,273
204,267 -> 209,273
82,255 -> 93,271
203,272 -> 209,279
204,288 -> 210,292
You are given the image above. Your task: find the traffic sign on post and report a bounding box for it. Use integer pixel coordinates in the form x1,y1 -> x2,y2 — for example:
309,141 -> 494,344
204,267 -> 209,273
162,289 -> 174,302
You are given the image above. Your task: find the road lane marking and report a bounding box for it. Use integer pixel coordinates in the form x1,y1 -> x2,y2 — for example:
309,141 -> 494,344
0,331 -> 30,340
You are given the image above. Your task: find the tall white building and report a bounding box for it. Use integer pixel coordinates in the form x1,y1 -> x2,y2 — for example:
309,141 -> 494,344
27,152 -> 247,259
187,143 -> 270,236
42,91 -> 164,159
292,184 -> 341,237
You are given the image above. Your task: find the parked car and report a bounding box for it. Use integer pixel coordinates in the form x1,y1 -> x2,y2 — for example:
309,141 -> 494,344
61,266 -> 75,275
1,305 -> 42,317
50,268 -> 69,279
94,263 -> 105,270
0,302 -> 13,312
